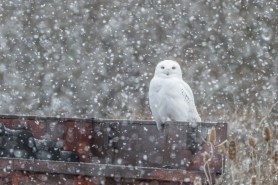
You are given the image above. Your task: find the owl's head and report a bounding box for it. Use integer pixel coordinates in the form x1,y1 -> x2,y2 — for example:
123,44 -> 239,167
154,60 -> 182,79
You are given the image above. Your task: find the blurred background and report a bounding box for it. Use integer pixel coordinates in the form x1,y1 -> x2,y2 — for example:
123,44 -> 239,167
0,0 -> 277,123
0,1 -> 278,184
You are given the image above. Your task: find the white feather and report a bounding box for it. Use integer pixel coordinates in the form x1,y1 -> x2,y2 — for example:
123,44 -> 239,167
149,60 -> 201,130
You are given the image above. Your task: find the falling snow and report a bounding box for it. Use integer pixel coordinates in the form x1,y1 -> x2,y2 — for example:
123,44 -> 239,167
0,0 -> 277,184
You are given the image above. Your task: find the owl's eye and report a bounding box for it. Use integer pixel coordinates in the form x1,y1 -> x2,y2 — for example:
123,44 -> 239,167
161,66 -> 165,69
172,66 -> 176,69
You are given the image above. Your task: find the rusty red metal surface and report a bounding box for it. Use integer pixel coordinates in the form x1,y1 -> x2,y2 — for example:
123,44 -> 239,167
0,115 -> 227,184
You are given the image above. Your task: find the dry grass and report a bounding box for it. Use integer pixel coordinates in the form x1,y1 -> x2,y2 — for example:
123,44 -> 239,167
197,101 -> 278,185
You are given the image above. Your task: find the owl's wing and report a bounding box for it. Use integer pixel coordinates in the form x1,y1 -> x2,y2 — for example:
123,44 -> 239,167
180,81 -> 194,103
180,81 -> 201,122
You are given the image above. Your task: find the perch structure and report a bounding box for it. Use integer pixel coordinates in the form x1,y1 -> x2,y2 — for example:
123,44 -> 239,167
0,115 -> 227,185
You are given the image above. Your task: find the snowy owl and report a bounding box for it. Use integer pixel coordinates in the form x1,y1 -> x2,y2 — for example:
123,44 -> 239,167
149,60 -> 201,130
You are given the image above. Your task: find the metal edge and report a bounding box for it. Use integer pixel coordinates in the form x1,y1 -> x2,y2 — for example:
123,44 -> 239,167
0,157 -> 213,182
0,114 -> 227,127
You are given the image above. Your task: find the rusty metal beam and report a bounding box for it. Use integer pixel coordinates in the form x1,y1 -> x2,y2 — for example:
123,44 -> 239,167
0,158 -> 214,183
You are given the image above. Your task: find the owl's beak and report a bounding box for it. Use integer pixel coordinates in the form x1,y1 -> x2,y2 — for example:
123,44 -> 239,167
162,69 -> 170,76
